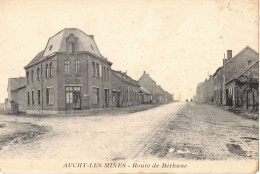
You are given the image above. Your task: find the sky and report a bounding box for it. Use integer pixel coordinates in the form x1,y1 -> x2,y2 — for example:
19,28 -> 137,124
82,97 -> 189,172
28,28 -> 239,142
0,0 -> 258,102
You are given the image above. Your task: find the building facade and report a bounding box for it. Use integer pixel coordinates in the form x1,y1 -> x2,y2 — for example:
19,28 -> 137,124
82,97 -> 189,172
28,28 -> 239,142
24,28 -> 113,114
197,47 -> 258,105
226,60 -> 259,111
196,47 -> 259,110
111,70 -> 139,107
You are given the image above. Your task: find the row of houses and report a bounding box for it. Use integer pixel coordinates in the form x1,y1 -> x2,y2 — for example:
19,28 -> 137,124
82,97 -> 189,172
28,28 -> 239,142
194,47 -> 259,112
5,28 -> 173,114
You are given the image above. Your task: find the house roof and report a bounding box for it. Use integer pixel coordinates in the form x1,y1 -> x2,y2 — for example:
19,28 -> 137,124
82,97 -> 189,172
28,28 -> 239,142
139,86 -> 151,94
212,46 -> 258,77
111,69 -> 138,86
8,77 -> 26,91
226,60 -> 259,84
25,28 -> 112,68
138,73 -> 156,84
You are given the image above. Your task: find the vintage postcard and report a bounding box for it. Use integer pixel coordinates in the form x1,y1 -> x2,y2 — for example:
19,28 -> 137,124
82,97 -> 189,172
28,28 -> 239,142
0,0 -> 258,173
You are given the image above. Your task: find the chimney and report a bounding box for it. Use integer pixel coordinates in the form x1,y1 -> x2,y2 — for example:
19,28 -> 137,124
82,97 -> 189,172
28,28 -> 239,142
143,71 -> 146,74
227,50 -> 232,61
223,59 -> 227,65
89,35 -> 94,40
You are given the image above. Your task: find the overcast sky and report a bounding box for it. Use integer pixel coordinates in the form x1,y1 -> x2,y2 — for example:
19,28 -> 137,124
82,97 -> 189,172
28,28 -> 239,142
0,0 -> 258,102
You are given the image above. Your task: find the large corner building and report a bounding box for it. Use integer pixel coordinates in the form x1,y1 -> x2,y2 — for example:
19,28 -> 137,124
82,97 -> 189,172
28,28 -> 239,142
24,28 -> 113,114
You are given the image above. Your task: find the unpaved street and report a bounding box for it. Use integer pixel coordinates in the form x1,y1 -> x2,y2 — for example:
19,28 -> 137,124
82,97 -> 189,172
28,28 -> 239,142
0,102 -> 184,160
0,102 -> 258,161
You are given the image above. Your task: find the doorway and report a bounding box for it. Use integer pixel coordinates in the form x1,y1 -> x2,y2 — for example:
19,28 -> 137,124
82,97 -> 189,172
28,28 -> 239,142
65,86 -> 81,110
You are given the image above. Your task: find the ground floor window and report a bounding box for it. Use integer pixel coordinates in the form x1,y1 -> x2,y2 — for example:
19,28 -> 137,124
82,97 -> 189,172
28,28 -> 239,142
27,92 -> 30,106
46,87 -> 54,105
32,91 -> 34,105
38,90 -> 41,105
93,87 -> 99,104
112,91 -> 116,103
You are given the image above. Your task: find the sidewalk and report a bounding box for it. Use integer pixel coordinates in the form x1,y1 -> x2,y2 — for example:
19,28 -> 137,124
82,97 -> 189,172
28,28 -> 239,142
214,105 -> 258,120
4,102 -> 173,117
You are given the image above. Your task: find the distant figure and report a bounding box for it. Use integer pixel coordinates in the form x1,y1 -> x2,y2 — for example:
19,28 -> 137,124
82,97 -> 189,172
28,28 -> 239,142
186,99 -> 188,102
190,99 -> 193,102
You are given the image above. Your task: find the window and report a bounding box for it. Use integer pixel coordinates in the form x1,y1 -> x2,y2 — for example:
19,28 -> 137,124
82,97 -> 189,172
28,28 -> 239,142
32,91 -> 34,105
99,64 -> 102,77
46,88 -> 54,105
92,62 -> 95,77
37,67 -> 40,81
107,67 -> 109,80
38,90 -> 41,105
26,71 -> 29,84
93,87 -> 99,104
27,92 -> 30,106
248,60 -> 252,65
90,45 -> 94,50
65,60 -> 70,74
31,70 -> 34,83
75,60 -> 80,74
46,64 -> 49,78
49,62 -> 53,77
69,43 -> 75,53
112,91 -> 116,103
103,67 -> 106,80
49,45 -> 52,50
96,63 -> 100,77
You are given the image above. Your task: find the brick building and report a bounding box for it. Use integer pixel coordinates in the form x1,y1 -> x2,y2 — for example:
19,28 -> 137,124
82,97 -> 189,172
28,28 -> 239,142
226,60 -> 259,111
138,71 -> 157,103
24,28 -> 113,114
5,77 -> 27,113
196,46 -> 259,108
111,70 -> 139,107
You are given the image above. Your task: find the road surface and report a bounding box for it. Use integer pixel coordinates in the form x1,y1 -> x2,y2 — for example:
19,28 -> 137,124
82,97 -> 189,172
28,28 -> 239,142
0,102 -> 258,161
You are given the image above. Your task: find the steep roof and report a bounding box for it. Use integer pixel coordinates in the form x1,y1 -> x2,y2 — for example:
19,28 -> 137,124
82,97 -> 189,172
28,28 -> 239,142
139,86 -> 151,94
213,46 -> 258,77
25,50 -> 45,68
8,77 -> 26,92
111,69 -> 138,86
25,28 -> 111,68
138,72 -> 156,83
226,60 -> 259,84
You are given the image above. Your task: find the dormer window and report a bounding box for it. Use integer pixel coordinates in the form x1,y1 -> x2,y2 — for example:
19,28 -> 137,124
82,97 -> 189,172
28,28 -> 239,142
69,42 -> 75,53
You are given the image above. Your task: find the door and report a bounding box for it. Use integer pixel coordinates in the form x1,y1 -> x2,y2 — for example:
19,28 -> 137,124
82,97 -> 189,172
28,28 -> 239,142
65,86 -> 81,110
104,89 -> 109,108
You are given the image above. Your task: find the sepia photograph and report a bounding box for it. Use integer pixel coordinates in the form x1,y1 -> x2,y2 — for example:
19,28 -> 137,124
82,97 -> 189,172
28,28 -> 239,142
0,0 -> 258,173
